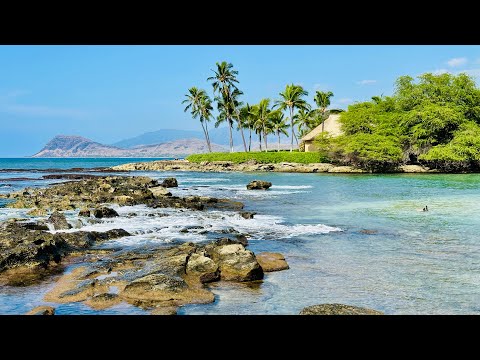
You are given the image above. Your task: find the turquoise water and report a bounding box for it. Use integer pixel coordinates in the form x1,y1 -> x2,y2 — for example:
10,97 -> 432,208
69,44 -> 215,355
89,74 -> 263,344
1,158 -> 480,314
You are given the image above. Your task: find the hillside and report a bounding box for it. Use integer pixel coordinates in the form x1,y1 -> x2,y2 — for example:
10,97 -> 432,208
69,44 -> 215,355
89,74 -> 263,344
32,135 -> 226,158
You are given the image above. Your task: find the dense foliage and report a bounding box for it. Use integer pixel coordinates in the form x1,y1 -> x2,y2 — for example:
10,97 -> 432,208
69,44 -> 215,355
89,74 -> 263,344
318,73 -> 480,171
186,151 -> 329,164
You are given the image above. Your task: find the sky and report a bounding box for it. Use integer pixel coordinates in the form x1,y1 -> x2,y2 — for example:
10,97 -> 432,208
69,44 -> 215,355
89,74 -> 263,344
1,45 -> 480,157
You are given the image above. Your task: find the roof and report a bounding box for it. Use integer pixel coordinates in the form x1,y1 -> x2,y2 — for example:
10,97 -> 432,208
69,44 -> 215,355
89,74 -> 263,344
301,114 -> 343,141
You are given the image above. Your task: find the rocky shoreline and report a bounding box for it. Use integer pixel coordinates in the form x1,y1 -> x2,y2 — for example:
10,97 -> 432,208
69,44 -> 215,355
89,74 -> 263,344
110,159 -> 437,174
0,175 -> 292,314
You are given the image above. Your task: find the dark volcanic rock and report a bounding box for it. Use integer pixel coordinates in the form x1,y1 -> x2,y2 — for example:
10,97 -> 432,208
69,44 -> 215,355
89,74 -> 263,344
299,304 -> 383,315
161,178 -> 178,188
240,211 -> 256,219
93,207 -> 119,218
78,209 -> 91,217
246,180 -> 272,190
48,211 -> 72,230
25,306 -> 55,315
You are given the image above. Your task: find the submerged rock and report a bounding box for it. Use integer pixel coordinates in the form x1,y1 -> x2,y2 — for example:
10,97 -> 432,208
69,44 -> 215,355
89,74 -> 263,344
299,304 -> 383,315
78,209 -> 91,217
246,180 -> 272,190
48,211 -> 72,230
240,211 -> 256,219
161,178 -> 178,188
25,306 -> 55,315
93,207 -> 119,219
256,252 -> 289,272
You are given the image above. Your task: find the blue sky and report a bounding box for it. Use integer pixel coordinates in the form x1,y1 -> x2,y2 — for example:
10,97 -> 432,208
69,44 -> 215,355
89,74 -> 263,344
1,45 -> 480,156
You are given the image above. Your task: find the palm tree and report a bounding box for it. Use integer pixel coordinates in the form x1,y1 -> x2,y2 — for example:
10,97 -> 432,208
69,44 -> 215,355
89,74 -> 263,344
270,111 -> 288,152
208,61 -> 245,152
274,84 -> 310,152
252,98 -> 276,152
239,104 -> 255,152
294,109 -> 312,140
314,90 -> 334,132
182,87 -> 212,152
215,92 -> 236,152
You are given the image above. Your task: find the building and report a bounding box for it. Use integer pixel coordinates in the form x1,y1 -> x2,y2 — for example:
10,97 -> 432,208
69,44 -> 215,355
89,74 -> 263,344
301,113 -> 343,152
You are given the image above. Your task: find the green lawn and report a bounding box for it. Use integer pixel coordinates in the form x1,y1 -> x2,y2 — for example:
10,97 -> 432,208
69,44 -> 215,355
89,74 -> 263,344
186,151 -> 329,164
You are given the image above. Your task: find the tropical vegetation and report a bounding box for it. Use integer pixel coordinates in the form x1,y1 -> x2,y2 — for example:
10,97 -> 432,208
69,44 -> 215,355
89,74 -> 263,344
186,151 -> 328,164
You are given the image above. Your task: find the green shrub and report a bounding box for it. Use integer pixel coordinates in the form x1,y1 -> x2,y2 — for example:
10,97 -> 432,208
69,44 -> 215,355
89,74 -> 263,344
186,151 -> 329,164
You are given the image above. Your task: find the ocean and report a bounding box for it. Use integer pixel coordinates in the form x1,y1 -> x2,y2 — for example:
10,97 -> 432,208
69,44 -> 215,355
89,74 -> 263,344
1,158 -> 479,314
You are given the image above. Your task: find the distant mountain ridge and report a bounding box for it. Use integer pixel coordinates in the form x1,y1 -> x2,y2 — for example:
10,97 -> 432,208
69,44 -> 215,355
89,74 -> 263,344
32,135 -> 226,158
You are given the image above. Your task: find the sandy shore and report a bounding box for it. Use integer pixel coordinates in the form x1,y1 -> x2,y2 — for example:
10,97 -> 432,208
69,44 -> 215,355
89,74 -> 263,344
110,160 -> 435,174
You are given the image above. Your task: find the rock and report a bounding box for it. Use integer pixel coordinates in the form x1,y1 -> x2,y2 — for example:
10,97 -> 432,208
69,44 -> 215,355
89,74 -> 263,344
150,186 -> 172,197
360,229 -> 377,234
20,222 -> 49,231
209,244 -> 263,282
299,304 -> 383,315
256,252 -> 289,272
186,253 -> 220,283
246,180 -> 272,190
240,211 -> 256,219
93,207 -> 119,218
235,234 -> 249,246
84,293 -> 121,310
25,306 -> 55,315
151,306 -> 177,315
27,208 -> 48,216
48,211 -> 72,230
78,209 -> 91,217
113,195 -> 135,205
161,178 -> 178,188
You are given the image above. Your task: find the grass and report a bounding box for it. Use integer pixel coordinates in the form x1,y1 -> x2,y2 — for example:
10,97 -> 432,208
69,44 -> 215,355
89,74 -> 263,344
186,151 -> 329,164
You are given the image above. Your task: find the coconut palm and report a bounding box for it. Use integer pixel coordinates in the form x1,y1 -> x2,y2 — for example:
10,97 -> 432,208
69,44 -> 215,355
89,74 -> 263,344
314,90 -> 334,132
208,61 -> 245,152
182,87 -> 212,152
274,84 -> 310,152
270,111 -> 288,152
251,98 -> 277,152
239,103 -> 255,152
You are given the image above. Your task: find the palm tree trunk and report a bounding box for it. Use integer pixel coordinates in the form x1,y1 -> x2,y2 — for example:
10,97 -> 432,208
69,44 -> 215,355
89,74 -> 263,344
264,129 -> 268,152
290,107 -> 294,152
321,108 -> 326,132
239,122 -> 248,152
200,121 -> 210,152
277,131 -> 280,152
293,127 -> 299,147
205,121 -> 212,152
259,132 -> 262,152
228,119 -> 234,153
248,127 -> 252,152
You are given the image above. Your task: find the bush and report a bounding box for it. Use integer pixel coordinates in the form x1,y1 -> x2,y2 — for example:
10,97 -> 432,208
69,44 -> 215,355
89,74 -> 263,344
186,151 -> 329,164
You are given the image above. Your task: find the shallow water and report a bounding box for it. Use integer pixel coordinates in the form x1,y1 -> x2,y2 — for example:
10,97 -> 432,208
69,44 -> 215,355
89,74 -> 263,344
1,159 -> 480,314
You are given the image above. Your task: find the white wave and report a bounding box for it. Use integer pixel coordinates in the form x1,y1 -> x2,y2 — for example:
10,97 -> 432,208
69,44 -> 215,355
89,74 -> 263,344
271,185 -> 313,189
53,204 -> 341,248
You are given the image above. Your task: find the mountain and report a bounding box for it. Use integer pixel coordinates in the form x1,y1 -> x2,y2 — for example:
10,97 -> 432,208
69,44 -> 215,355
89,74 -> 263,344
113,127 -> 246,148
112,129 -> 203,148
32,135 -> 226,158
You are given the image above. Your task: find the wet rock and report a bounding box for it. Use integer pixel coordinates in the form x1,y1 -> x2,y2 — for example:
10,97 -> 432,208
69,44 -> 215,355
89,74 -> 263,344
256,252 -> 289,272
25,306 -> 55,315
186,253 -> 220,283
151,306 -> 177,315
27,208 -> 48,216
20,222 -> 49,231
209,244 -> 263,282
113,195 -> 135,205
240,211 -> 256,219
161,178 -> 178,188
360,229 -> 378,234
246,180 -> 272,190
84,293 -> 121,310
235,234 -> 249,247
93,207 -> 119,218
48,211 -> 72,230
150,186 -> 172,197
78,209 -> 91,217
299,304 -> 383,315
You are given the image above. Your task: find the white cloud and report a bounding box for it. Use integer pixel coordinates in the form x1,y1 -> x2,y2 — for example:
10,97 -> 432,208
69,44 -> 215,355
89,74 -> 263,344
447,57 -> 467,67
338,98 -> 352,104
432,69 -> 449,75
357,79 -> 377,85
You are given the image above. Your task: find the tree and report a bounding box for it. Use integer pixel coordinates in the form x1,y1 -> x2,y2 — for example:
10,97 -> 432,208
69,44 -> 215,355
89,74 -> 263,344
182,87 -> 212,152
270,111 -> 288,151
208,61 -> 245,152
239,103 -> 255,152
314,90 -> 334,132
274,84 -> 310,152
252,98 -> 277,152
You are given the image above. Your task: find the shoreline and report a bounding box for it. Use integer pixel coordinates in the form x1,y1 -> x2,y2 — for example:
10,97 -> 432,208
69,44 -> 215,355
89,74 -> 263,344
110,160 -> 439,174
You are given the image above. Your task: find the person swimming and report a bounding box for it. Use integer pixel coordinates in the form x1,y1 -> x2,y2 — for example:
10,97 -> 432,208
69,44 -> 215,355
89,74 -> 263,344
423,205 -> 428,212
